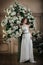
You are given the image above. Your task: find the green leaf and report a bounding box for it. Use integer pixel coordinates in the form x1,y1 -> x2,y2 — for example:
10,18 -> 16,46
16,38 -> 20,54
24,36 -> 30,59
6,20 -> 11,31
14,20 -> 17,24
20,12 -> 25,17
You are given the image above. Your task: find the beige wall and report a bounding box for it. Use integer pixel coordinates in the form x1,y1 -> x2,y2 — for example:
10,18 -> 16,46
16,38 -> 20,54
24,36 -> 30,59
0,0 -> 43,53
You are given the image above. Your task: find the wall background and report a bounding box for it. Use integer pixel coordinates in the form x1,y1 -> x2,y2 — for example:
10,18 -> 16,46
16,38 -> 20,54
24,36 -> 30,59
0,0 -> 43,53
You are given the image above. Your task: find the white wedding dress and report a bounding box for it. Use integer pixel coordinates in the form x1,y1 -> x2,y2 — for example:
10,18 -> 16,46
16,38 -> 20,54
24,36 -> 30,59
20,25 -> 35,63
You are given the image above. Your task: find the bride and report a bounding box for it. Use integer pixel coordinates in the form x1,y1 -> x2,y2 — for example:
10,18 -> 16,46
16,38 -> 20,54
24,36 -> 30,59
19,17 -> 36,63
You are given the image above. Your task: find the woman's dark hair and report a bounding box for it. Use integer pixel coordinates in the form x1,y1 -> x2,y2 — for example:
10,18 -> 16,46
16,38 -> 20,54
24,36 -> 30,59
21,17 -> 30,25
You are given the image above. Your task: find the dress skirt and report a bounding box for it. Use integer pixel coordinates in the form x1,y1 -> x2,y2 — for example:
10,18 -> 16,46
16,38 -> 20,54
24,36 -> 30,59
20,33 -> 34,62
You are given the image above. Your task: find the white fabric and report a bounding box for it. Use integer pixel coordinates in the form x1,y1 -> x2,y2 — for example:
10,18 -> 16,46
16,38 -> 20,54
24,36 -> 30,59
20,25 -> 34,62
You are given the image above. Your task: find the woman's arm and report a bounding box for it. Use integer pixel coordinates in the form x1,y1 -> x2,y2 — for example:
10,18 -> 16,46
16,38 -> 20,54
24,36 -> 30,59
28,25 -> 32,39
18,24 -> 23,33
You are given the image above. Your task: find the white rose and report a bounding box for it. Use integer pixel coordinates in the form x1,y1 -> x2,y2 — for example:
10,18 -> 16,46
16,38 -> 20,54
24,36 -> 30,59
11,12 -> 16,16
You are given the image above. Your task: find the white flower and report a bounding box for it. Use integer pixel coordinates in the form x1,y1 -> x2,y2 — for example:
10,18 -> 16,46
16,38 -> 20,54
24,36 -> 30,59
8,16 -> 11,19
28,9 -> 31,12
15,26 -> 18,29
13,16 -> 18,20
10,33 -> 15,38
15,29 -> 22,37
29,19 -> 32,22
3,34 -> 6,38
5,15 -> 11,20
19,33 -> 21,36
9,19 -> 14,23
6,8 -> 11,15
19,29 -> 22,34
15,31 -> 19,37
2,30 -> 7,34
16,31 -> 19,35
11,12 -> 16,16
13,26 -> 16,30
30,15 -> 34,18
4,19 -> 8,24
15,31 -> 21,38
21,9 -> 26,13
18,16 -> 22,21
6,28 -> 12,34
18,16 -> 23,21
5,15 -> 8,19
27,16 -> 30,19
10,23 -> 14,27
28,9 -> 32,14
13,26 -> 18,30
17,20 -> 21,24
27,13 -> 30,16
1,19 -> 8,27
1,20 -> 4,27
15,30 -> 22,37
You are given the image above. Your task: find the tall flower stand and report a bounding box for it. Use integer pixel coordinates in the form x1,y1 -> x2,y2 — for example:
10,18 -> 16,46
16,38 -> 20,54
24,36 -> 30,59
8,37 -> 18,54
8,37 -> 14,54
18,34 -> 22,61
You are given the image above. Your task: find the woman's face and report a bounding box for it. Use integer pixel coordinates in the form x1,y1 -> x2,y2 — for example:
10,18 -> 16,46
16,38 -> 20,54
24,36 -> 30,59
23,18 -> 27,24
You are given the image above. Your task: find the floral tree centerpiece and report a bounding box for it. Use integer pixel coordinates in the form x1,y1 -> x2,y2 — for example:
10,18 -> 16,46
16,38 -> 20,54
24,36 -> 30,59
1,2 -> 35,43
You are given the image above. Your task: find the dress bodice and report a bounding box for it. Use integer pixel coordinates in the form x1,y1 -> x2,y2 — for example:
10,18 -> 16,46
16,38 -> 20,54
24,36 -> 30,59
22,25 -> 30,34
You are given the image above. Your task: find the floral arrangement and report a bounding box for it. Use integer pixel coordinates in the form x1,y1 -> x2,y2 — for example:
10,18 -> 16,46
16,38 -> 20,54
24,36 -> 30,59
1,2 -> 35,42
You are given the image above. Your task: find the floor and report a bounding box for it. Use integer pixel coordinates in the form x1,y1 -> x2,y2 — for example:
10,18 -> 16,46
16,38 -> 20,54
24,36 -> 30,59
0,52 -> 43,65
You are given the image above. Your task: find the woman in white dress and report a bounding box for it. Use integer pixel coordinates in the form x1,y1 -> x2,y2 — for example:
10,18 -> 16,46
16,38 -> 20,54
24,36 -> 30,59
19,17 -> 36,63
